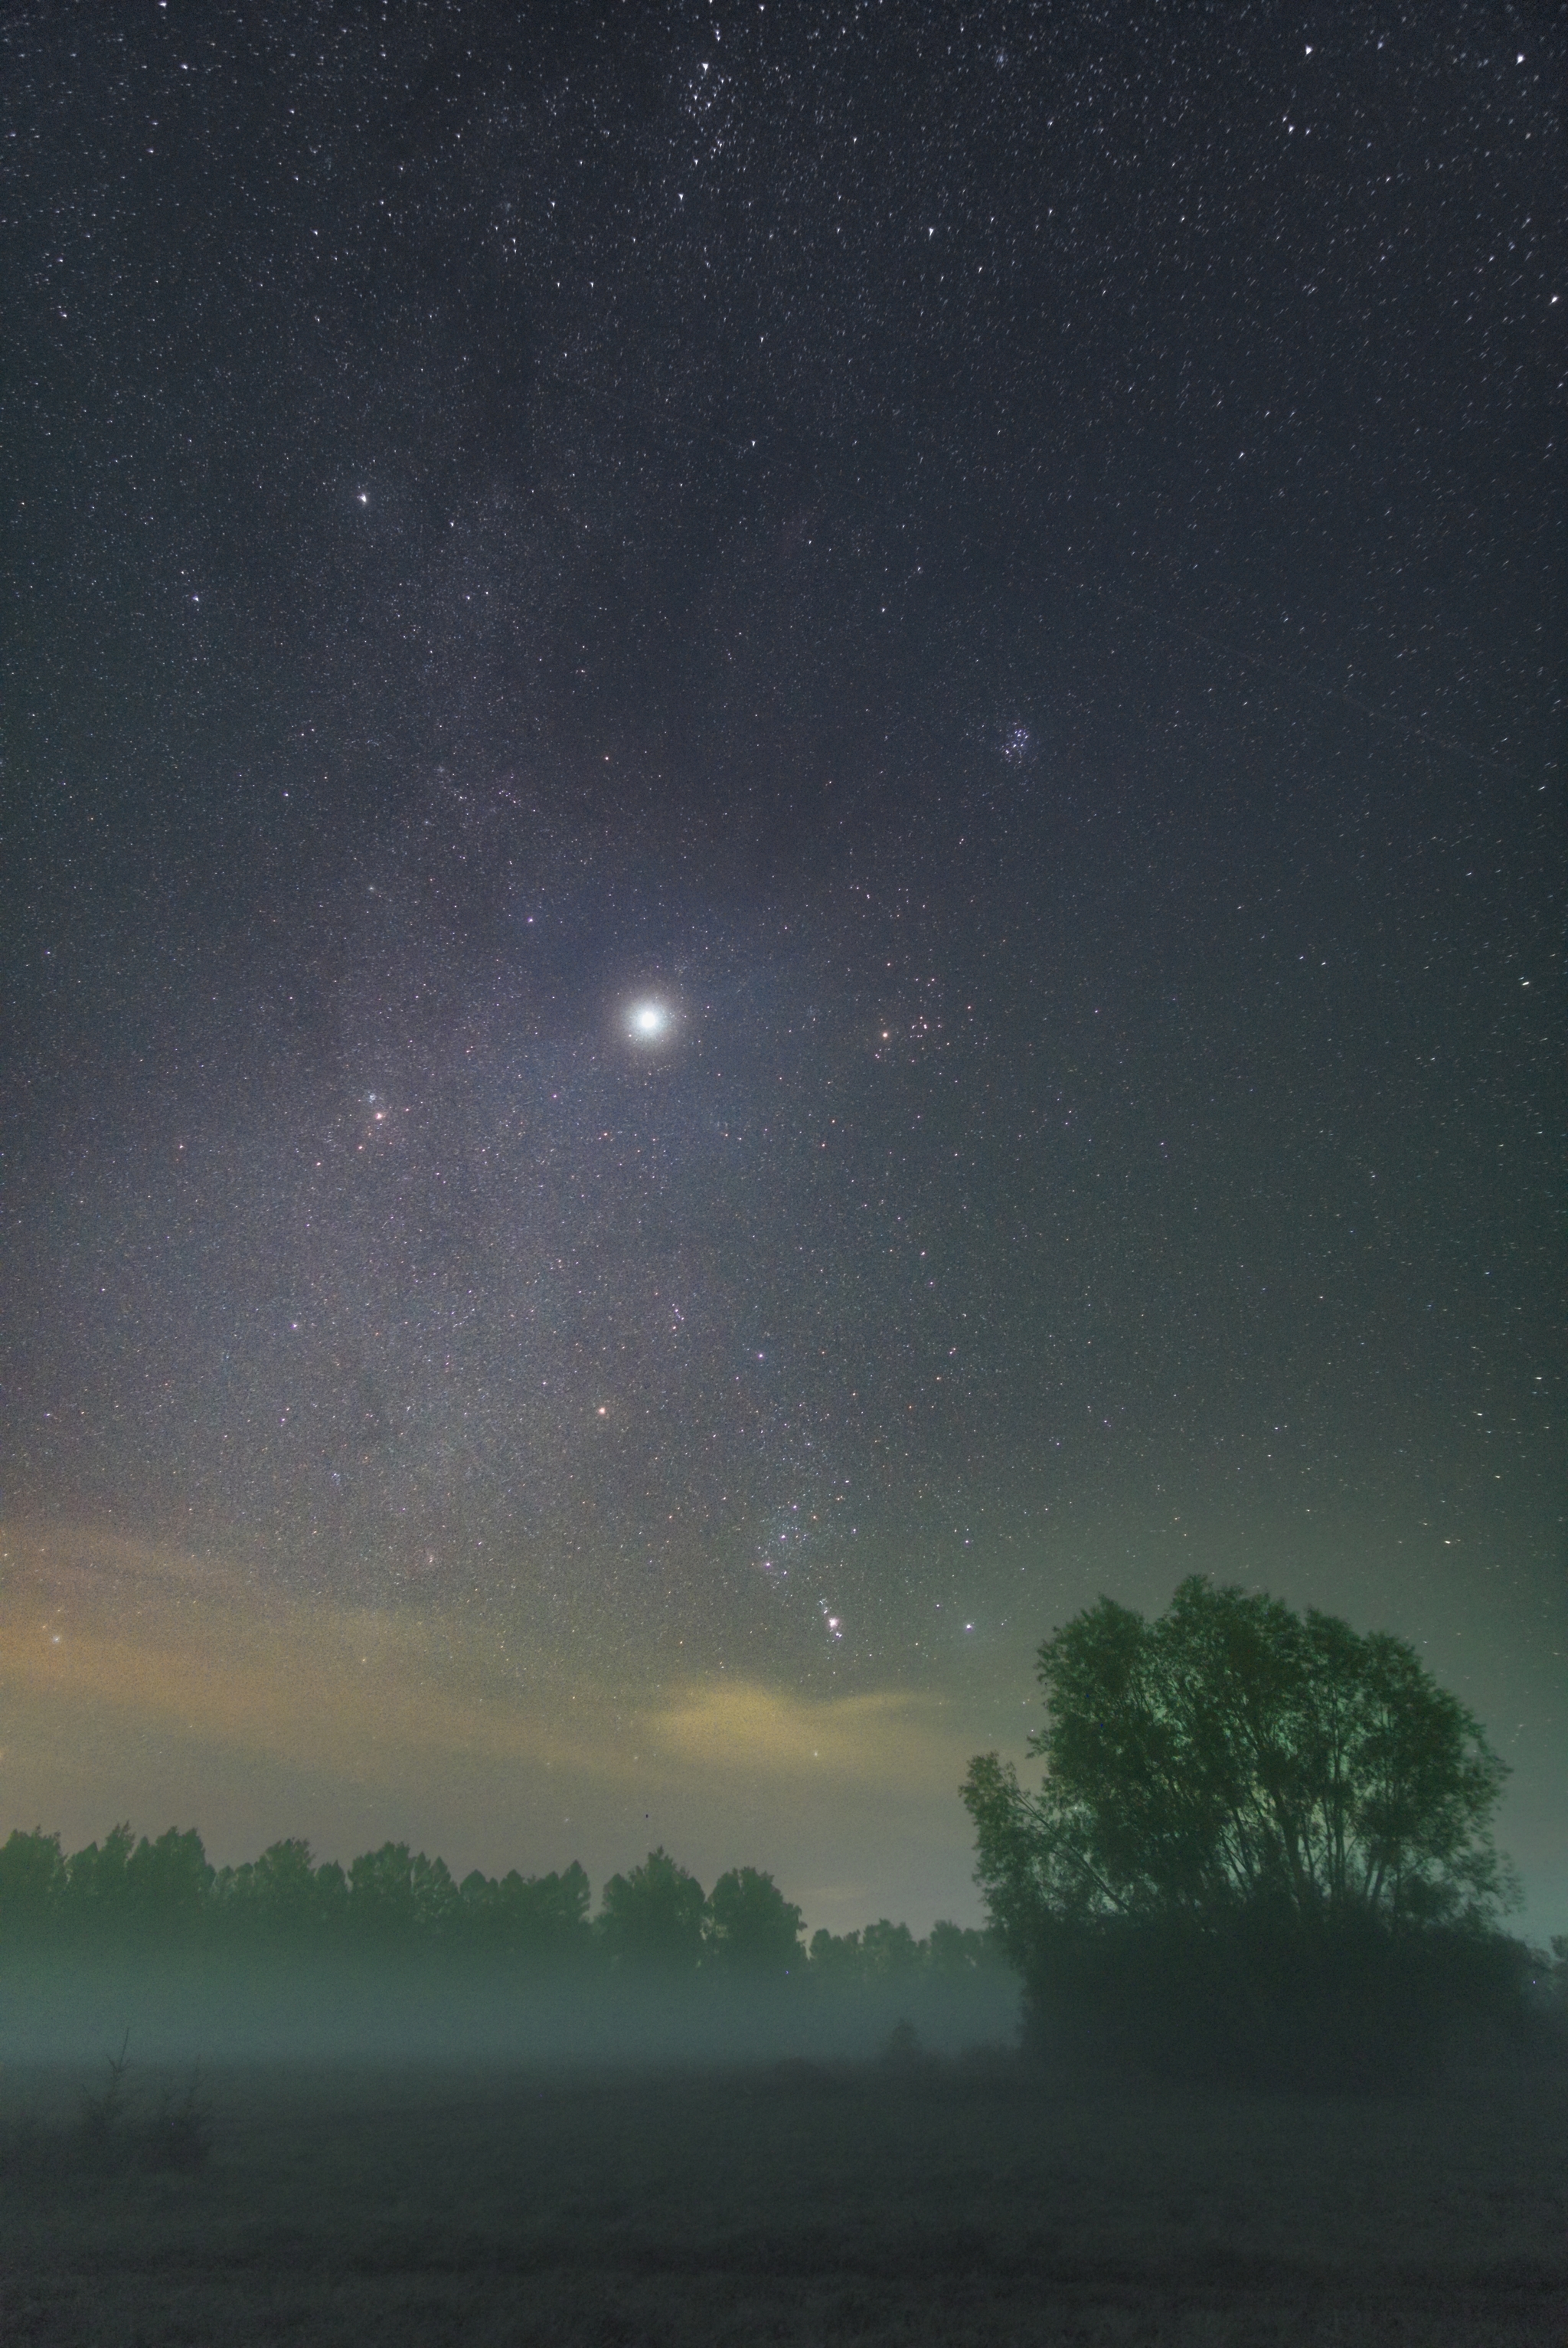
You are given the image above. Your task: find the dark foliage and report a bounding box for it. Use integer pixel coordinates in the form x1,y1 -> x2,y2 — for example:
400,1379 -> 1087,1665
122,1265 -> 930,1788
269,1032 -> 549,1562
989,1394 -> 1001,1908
1012,1905 -> 1544,2089
705,1866 -> 805,1977
597,1847 -> 709,1975
964,1576 -> 1549,2085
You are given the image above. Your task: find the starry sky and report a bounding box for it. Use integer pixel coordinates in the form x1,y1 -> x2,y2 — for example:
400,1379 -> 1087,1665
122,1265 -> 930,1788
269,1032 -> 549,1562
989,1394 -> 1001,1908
3,2 -> 1562,1936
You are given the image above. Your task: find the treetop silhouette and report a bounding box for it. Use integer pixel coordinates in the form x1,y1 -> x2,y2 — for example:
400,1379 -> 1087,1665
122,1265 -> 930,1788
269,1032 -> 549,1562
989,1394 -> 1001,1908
963,1575 -> 1514,1946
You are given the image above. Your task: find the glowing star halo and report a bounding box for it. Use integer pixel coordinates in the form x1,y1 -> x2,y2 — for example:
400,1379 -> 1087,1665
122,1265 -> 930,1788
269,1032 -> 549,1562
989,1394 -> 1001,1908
626,998 -> 673,1043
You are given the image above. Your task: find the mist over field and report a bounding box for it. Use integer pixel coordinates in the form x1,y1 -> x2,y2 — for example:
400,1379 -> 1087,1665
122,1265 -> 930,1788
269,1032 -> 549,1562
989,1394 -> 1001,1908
0,1820 -> 1018,2075
0,1915 -> 1022,2075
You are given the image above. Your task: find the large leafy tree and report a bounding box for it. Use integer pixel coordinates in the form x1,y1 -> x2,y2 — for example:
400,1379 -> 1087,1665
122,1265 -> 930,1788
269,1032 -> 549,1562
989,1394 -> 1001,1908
212,1839 -> 351,1943
125,1827 -> 214,1931
704,1866 -> 804,1976
459,1861 -> 593,1965
0,1829 -> 66,1939
963,1576 -> 1515,1950
596,1847 -> 707,1974
346,1842 -> 460,1938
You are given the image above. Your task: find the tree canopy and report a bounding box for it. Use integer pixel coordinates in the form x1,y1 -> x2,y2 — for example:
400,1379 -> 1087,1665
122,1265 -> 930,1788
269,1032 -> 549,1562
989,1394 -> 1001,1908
963,1575 -> 1516,1948
0,1826 -> 1004,2016
704,1866 -> 805,1975
596,1847 -> 708,1974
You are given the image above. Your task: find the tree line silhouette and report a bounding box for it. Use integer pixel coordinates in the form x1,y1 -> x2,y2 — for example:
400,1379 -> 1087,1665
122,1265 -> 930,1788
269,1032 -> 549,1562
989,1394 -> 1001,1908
0,1824 -> 1001,1990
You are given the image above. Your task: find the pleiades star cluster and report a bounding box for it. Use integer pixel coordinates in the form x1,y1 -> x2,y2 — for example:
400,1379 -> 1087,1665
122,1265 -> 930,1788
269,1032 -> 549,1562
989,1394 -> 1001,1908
2,2 -> 1560,1928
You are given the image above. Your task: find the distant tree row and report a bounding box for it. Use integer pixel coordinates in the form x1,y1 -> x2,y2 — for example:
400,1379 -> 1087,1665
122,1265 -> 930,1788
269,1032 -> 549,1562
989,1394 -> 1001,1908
0,1826 -> 1001,1988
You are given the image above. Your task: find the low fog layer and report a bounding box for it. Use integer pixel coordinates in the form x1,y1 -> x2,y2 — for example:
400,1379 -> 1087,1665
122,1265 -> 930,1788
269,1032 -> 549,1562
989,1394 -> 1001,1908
0,1827 -> 1018,2067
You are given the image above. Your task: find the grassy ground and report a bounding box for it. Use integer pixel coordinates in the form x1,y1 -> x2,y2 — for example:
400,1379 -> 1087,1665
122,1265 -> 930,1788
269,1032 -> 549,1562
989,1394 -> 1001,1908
2,2054 -> 1563,2345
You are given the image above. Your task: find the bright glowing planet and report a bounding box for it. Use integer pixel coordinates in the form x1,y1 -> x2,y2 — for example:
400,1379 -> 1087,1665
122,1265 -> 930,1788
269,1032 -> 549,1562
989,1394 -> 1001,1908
627,999 -> 671,1042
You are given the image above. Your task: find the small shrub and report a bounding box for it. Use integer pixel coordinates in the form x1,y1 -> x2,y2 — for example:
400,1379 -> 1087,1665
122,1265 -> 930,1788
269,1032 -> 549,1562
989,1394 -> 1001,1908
879,2017 -> 927,2070
77,2032 -> 136,2169
9,2039 -> 219,2188
144,2071 -> 213,2171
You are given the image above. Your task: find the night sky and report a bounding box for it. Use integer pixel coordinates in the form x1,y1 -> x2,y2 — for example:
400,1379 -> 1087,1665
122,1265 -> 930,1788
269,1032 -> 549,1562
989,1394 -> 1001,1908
3,2 -> 1562,1937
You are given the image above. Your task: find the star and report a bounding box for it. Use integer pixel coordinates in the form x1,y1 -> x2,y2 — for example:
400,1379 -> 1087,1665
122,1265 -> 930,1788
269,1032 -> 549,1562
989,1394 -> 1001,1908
626,999 -> 672,1042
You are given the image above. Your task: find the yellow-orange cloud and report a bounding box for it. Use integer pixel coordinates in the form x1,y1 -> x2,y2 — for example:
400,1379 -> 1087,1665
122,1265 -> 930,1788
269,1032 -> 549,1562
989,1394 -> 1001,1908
0,1520 -> 975,1811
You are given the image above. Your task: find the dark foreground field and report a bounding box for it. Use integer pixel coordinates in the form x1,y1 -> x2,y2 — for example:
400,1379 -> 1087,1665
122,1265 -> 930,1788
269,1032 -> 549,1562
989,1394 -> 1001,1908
2,2056 -> 1564,2346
